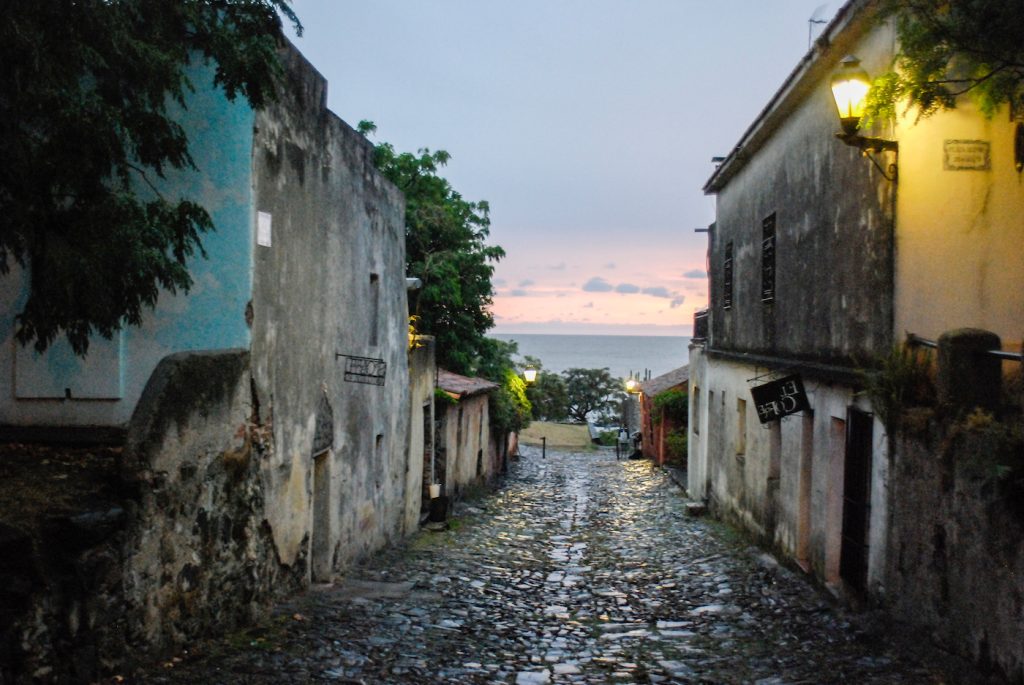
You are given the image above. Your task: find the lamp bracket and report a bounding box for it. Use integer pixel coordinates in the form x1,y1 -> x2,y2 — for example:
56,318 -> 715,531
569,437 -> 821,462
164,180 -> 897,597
835,132 -> 898,181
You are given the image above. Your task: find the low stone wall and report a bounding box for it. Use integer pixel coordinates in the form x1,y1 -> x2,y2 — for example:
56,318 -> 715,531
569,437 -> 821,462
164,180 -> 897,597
121,349 -> 304,656
885,413 -> 1024,683
0,350 -> 304,683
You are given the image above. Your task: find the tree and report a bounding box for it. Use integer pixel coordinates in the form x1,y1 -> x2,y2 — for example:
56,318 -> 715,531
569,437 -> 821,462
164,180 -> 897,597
360,122 -> 505,376
472,337 -> 531,438
561,367 -> 624,424
864,0 -> 1024,123
0,1 -> 301,355
521,356 -> 569,422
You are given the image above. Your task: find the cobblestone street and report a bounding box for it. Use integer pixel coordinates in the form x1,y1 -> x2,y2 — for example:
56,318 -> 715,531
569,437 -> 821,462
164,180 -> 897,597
136,447 -> 964,684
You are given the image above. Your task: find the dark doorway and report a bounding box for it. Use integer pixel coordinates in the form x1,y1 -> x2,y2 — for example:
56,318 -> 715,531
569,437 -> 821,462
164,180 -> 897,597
840,408 -> 873,593
312,449 -> 331,581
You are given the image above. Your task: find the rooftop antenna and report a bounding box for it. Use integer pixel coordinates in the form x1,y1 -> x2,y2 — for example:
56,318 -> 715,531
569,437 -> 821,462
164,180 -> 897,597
808,4 -> 830,49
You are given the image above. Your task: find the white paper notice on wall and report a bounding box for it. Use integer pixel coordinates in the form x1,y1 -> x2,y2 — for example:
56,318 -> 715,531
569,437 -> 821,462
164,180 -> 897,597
257,211 -> 272,247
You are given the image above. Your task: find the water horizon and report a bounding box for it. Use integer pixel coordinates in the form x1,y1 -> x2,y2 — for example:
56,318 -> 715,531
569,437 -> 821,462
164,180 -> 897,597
490,332 -> 690,382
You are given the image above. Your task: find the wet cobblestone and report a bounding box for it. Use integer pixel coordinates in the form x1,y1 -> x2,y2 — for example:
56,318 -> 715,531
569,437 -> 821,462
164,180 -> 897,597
134,447 -> 968,684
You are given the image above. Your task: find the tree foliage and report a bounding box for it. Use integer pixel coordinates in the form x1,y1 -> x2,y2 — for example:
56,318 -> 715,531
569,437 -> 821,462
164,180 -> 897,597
0,1 -> 301,354
864,0 -> 1024,123
472,337 -> 530,437
361,122 -> 505,376
562,367 -> 623,424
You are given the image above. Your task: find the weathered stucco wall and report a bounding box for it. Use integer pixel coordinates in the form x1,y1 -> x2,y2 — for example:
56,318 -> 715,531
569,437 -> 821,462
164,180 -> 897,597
885,420 -> 1024,683
250,44 -> 409,573
0,63 -> 254,428
437,394 -> 494,498
121,350 -> 303,654
689,352 -> 890,595
708,26 -> 896,363
894,103 -> 1024,349
404,339 -> 436,533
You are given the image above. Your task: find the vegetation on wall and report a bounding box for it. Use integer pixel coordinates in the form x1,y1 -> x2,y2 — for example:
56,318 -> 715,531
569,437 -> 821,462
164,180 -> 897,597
0,1 -> 301,355
652,388 -> 688,425
664,429 -> 688,465
858,344 -> 935,434
865,0 -> 1024,123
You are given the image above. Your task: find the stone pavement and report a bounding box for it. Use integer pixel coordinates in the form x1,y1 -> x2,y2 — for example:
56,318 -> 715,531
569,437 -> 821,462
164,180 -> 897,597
133,446 -> 971,684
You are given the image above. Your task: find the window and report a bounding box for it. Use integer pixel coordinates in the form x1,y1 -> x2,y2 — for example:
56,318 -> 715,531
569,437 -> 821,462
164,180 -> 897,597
723,242 -> 733,310
736,398 -> 747,455
369,273 -> 380,346
761,213 -> 776,303
692,386 -> 701,434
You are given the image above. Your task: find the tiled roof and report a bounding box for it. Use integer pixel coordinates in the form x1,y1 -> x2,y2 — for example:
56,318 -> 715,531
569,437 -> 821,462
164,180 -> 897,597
639,365 -> 689,396
437,369 -> 499,399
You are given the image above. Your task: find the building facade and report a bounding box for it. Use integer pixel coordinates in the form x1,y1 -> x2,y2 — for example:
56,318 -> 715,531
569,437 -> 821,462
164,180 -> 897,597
689,0 -> 1024,605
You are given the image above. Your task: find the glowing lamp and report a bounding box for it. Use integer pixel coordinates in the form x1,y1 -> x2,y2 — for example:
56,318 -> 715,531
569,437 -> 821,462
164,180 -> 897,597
831,56 -> 871,135
523,366 -> 538,384
625,377 -> 639,394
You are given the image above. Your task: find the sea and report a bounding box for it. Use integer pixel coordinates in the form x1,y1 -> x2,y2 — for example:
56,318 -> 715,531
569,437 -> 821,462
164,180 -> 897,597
489,333 -> 690,382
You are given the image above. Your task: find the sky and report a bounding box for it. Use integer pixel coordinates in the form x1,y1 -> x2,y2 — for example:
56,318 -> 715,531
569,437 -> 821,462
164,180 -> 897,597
284,1 -> 837,336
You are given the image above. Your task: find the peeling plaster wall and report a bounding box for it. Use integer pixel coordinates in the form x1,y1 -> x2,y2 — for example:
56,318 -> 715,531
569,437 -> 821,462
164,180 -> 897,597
885,424 -> 1024,683
250,44 -> 408,572
0,63 -> 254,428
404,339 -> 436,534
894,104 -> 1024,349
121,350 -> 303,655
689,353 -> 890,595
438,394 -> 494,498
708,27 -> 896,363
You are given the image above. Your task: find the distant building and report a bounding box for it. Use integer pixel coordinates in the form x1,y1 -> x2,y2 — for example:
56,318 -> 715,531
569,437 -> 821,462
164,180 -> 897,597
638,365 -> 689,466
435,369 -> 500,499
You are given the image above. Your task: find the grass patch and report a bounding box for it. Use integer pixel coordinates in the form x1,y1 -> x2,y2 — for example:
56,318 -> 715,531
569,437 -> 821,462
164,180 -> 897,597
519,421 -> 592,449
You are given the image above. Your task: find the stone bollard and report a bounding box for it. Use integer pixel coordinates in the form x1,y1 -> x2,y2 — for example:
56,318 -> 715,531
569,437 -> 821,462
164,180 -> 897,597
936,328 -> 1002,413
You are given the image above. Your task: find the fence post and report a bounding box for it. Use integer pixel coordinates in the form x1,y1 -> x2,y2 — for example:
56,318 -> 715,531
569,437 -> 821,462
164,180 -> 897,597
937,328 -> 1002,413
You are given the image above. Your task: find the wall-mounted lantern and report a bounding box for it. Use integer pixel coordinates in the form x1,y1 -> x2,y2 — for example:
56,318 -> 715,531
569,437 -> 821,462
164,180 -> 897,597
523,366 -> 537,385
831,55 -> 898,180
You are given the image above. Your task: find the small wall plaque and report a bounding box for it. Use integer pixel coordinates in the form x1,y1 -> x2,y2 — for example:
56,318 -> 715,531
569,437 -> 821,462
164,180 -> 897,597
943,140 -> 990,171
337,354 -> 387,386
257,211 -> 273,247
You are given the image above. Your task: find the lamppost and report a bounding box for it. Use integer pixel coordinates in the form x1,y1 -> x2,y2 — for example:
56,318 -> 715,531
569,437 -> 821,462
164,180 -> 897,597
831,55 -> 898,180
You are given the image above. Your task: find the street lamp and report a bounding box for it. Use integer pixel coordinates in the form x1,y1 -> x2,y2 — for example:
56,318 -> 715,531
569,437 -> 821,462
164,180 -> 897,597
831,55 -> 897,178
831,55 -> 871,136
625,377 -> 639,394
523,366 -> 537,385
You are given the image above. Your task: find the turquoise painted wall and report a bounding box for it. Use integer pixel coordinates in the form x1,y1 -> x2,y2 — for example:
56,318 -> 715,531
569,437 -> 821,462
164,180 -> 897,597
0,62 -> 255,426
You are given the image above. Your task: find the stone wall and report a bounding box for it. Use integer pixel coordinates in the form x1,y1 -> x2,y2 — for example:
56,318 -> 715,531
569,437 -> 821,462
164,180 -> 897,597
884,416 -> 1024,683
120,350 -> 304,656
0,350 -> 303,684
249,42 -> 409,574
706,20 -> 896,364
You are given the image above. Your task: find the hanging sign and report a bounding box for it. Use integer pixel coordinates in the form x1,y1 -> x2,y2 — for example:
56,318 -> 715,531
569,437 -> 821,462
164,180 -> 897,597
337,354 -> 387,386
750,374 -> 809,424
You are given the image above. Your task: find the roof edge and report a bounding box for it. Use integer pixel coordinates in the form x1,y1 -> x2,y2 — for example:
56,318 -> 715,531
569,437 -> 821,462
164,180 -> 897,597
703,0 -> 879,195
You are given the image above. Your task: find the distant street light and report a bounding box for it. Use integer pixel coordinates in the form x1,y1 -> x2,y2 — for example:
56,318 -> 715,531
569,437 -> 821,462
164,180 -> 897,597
625,377 -> 639,394
523,366 -> 538,384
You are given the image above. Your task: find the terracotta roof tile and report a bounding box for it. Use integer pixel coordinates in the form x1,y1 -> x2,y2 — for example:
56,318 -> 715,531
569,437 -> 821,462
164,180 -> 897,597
436,369 -> 499,399
639,365 -> 689,396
